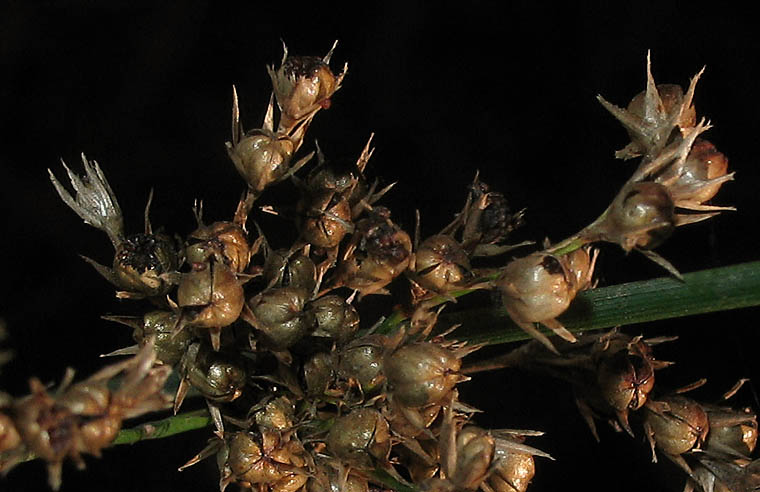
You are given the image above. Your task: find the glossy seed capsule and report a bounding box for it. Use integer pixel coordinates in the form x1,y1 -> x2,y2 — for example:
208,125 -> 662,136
385,342 -> 464,408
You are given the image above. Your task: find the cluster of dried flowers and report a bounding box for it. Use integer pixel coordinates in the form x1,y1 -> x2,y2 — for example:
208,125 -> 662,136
472,329 -> 760,492
0,43 -> 749,492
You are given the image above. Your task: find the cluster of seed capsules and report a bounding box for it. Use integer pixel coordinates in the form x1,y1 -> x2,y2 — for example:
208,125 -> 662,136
0,44 -> 744,492
484,330 -> 760,492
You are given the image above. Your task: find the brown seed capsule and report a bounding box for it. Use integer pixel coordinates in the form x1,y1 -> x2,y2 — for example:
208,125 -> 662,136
456,176 -> 526,257
338,335 -> 386,394
605,182 -> 676,251
656,138 -> 732,206
178,262 -> 245,332
246,287 -> 315,350
49,155 -> 181,297
227,431 -> 309,491
263,250 -> 318,292
326,408 -> 391,467
186,221 -> 250,274
112,232 -> 179,296
413,235 -> 473,293
227,128 -> 297,194
136,311 -> 194,366
446,426 -> 495,489
595,340 -> 656,435
704,404 -> 758,458
308,295 -> 359,343
179,343 -> 247,403
597,54 -> 701,159
268,45 -> 344,132
486,448 -> 536,492
385,342 -> 465,408
298,189 -> 353,249
644,395 -> 710,464
254,397 -> 295,431
303,352 -> 335,397
335,207 -> 412,296
496,248 -> 595,351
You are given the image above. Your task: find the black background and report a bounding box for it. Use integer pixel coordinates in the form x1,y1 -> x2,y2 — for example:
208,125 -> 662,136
2,2 -> 759,491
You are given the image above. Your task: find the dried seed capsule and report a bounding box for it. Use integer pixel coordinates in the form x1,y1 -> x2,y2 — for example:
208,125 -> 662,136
338,335 -> 386,394
226,431 -> 309,491
263,250 -> 317,292
326,408 -> 391,467
267,44 -> 345,132
186,221 -> 250,274
308,295 -> 359,343
412,235 -> 473,293
486,447 -> 536,492
496,248 -> 595,352
604,182 -> 676,251
704,404 -> 758,458
254,396 -> 295,431
656,138 -> 733,207
385,342 -> 465,408
298,189 -> 353,249
457,176 -> 525,257
179,343 -> 246,404
595,339 -> 655,435
246,287 -> 315,350
597,54 -> 701,159
227,128 -> 298,194
49,156 -> 180,297
111,232 -> 179,296
446,426 -> 495,489
177,262 -> 245,334
135,311 -> 194,366
104,310 -> 195,366
644,395 -> 709,470
335,207 -> 412,297
303,352 -> 335,397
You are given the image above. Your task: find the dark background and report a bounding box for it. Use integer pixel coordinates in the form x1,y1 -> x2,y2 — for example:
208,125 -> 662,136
2,2 -> 759,491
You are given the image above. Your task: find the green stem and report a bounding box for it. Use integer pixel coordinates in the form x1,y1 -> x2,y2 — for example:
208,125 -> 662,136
112,409 -> 212,445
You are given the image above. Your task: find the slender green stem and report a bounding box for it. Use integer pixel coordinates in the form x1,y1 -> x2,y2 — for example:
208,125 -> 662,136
112,409 -> 212,445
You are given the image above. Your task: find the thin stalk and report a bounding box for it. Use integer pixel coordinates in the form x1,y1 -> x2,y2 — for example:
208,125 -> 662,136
112,409 -> 212,445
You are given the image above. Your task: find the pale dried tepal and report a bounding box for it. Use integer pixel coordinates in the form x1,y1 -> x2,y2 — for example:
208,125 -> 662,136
2,43 -> 760,492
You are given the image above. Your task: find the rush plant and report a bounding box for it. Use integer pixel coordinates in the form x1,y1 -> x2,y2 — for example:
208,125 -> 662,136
2,43 -> 759,492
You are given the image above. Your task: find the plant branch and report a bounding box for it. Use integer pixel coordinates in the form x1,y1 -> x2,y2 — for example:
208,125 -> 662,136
90,262 -> 760,452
